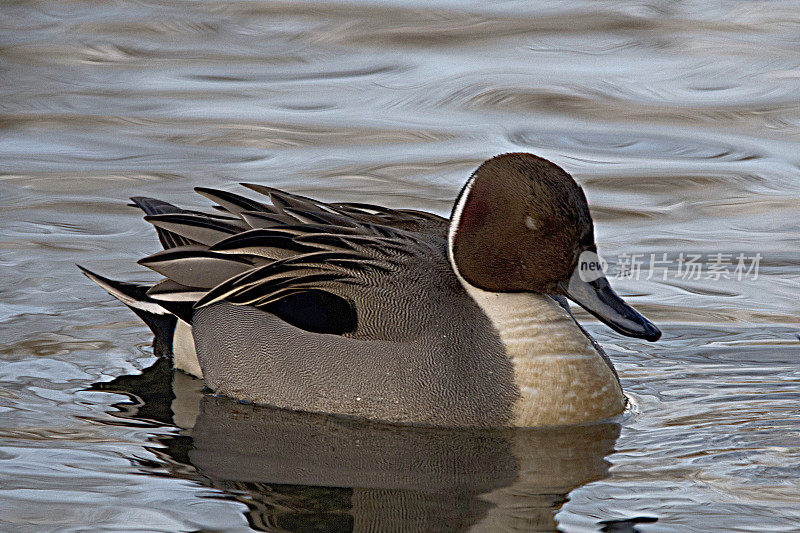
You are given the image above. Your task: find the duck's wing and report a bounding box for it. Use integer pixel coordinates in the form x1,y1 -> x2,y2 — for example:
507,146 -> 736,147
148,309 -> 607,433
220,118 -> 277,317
117,185 -> 448,337
143,222 -> 443,337
132,229 -> 442,339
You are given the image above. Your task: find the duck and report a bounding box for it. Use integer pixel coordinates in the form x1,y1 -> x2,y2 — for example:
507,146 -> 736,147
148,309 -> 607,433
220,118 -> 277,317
80,152 -> 660,428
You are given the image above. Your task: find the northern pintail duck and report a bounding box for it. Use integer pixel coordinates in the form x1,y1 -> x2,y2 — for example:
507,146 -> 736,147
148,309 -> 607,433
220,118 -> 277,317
81,153 -> 660,427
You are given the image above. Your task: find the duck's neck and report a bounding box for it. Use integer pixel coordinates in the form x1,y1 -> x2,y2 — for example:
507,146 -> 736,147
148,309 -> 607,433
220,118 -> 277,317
447,184 -> 624,426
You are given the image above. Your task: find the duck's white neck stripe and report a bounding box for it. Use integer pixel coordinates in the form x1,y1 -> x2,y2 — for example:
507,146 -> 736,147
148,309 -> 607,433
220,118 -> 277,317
447,173 -> 587,352
447,173 -> 475,275
446,174 -> 623,426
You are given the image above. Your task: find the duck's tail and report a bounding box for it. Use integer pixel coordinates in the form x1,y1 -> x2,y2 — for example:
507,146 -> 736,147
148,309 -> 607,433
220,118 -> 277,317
77,265 -> 177,356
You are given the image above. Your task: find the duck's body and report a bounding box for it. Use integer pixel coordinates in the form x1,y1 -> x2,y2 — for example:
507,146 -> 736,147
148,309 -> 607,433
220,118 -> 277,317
82,153 -> 659,427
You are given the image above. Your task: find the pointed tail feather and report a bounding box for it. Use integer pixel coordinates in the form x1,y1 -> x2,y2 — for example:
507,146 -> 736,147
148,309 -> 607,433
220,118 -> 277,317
78,265 -> 178,356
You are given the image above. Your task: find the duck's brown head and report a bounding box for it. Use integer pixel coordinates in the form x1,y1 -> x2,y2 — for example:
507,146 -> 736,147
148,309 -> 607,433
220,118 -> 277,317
449,152 -> 660,341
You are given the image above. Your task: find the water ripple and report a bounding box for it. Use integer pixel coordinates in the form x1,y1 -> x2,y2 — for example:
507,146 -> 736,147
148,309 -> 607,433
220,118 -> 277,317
2,0 -> 800,531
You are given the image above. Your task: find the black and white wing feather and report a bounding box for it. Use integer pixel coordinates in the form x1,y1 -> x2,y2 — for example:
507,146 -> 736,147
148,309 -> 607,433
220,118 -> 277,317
122,184 -> 449,336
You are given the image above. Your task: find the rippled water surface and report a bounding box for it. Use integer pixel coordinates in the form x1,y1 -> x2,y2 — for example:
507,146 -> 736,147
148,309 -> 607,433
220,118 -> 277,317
2,1 -> 800,531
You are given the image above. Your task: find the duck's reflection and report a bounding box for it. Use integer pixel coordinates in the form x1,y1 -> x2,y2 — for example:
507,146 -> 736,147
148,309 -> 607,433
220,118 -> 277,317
91,358 -> 620,532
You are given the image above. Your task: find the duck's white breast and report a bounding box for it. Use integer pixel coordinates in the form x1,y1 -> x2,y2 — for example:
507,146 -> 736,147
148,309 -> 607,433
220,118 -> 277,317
459,284 -> 625,426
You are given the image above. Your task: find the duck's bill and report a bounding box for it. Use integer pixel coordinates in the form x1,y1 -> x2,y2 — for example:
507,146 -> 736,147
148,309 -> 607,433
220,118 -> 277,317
559,267 -> 661,342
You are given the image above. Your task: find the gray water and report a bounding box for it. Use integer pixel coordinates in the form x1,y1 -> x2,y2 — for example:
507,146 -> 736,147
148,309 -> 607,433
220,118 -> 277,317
2,1 -> 800,531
